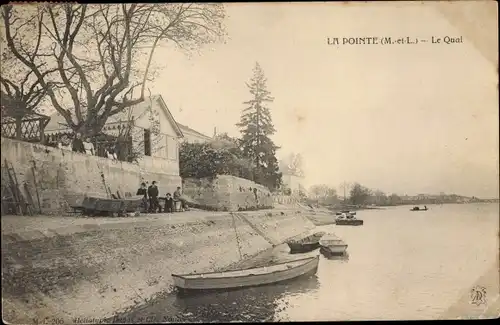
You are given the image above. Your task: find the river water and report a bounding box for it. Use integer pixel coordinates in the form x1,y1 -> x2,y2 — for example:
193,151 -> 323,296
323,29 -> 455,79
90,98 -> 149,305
118,203 -> 498,322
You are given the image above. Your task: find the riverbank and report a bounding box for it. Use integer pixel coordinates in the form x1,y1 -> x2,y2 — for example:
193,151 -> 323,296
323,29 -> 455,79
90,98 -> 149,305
1,209 -> 316,324
105,243 -> 322,323
115,203 -> 497,322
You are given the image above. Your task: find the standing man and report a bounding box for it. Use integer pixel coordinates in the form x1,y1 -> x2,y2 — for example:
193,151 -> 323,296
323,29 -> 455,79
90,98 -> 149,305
148,181 -> 159,213
72,133 -> 86,153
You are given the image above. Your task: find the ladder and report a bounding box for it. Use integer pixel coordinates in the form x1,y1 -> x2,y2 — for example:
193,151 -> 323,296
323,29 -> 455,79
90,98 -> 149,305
3,159 -> 32,216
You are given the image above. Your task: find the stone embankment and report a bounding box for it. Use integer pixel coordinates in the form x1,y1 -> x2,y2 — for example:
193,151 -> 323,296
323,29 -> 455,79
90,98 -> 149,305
1,209 -> 315,324
183,176 -> 274,211
1,137 -> 181,214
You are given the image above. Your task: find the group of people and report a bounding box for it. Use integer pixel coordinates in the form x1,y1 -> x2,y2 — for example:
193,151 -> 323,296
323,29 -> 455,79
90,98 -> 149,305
136,182 -> 188,213
48,132 -> 120,160
48,132 -> 95,155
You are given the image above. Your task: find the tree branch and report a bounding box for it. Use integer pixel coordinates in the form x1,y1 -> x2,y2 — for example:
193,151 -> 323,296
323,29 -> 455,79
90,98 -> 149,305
2,5 -> 75,129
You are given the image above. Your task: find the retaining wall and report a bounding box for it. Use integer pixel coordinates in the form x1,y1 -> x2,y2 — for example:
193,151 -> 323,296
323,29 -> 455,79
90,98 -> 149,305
1,210 -> 314,324
183,176 -> 274,211
1,137 -> 181,213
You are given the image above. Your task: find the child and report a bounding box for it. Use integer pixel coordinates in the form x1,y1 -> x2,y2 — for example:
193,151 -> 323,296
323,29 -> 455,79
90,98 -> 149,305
164,193 -> 174,213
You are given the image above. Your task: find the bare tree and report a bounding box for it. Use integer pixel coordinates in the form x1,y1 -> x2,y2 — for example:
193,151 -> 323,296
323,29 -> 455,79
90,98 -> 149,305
339,181 -> 351,202
309,184 -> 338,206
0,54 -> 51,121
372,189 -> 388,206
1,3 -> 226,137
0,7 -> 58,138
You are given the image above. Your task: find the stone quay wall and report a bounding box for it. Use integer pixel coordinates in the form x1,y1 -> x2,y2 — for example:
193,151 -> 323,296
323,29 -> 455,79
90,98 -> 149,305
183,175 -> 275,212
1,137 -> 181,213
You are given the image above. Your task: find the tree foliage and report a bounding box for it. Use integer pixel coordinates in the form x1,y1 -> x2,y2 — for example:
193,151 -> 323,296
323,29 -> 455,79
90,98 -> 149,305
349,183 -> 372,206
387,193 -> 402,205
1,3 -> 226,137
179,135 -> 254,180
309,184 -> 338,206
370,189 -> 388,206
237,62 -> 282,190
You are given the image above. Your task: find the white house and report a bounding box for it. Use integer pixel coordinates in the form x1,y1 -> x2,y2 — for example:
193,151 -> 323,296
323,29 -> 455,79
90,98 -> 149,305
44,95 -> 186,189
177,123 -> 212,144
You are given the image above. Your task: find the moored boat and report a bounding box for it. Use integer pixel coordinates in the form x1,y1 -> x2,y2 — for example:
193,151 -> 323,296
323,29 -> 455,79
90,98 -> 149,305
172,256 -> 320,291
320,247 -> 350,260
410,206 -> 428,211
335,210 -> 356,216
287,231 -> 326,253
71,195 -> 143,217
319,233 -> 348,255
335,212 -> 363,226
336,218 -> 363,226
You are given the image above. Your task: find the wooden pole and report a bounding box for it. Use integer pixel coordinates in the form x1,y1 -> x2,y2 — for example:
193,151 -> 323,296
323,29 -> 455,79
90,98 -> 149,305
31,161 -> 42,214
15,117 -> 22,140
39,120 -> 45,143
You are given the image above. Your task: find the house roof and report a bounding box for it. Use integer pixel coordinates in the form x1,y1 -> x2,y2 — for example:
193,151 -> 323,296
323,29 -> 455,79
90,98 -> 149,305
44,95 -> 184,137
44,112 -> 70,132
177,123 -> 212,140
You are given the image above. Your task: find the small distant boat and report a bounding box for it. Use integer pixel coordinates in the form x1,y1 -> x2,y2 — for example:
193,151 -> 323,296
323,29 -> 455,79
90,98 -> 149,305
172,256 -> 320,291
335,210 -> 356,216
319,233 -> 348,255
410,206 -> 428,211
335,212 -> 363,226
287,231 -> 326,253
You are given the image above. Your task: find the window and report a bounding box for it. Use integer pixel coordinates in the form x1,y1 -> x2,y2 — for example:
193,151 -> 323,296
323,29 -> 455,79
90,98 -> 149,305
144,129 -> 151,156
167,137 -> 177,160
164,136 -> 169,158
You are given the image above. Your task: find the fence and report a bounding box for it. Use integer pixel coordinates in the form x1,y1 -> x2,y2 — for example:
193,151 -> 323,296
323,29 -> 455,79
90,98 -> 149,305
1,112 -> 50,143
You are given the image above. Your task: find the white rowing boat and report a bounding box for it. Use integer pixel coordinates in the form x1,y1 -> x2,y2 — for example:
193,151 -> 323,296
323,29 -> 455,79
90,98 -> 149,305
319,233 -> 348,254
172,256 -> 319,291
286,231 -> 326,253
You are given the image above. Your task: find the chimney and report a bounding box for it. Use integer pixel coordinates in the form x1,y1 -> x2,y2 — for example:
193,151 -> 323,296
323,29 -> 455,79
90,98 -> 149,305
213,126 -> 217,138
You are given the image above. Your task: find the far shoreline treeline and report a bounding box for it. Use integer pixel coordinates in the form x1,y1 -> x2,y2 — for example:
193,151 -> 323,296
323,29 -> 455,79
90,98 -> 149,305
304,182 -> 498,209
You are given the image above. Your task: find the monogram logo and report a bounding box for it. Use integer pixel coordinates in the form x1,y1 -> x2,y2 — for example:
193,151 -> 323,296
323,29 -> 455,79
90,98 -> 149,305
470,285 -> 487,306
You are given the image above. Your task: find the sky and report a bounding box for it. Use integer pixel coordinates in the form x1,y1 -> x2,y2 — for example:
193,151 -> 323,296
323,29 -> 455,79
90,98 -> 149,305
38,2 -> 498,198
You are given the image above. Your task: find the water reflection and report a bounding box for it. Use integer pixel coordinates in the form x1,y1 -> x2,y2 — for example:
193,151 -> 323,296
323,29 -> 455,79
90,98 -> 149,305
111,273 -> 320,323
173,274 -> 320,322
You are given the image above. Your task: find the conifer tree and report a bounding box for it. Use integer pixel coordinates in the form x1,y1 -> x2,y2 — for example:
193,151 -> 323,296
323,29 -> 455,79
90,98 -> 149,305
237,62 -> 282,190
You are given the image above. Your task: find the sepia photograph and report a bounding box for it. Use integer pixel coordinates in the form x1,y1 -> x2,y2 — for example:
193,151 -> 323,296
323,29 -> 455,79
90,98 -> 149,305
1,1 -> 498,323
